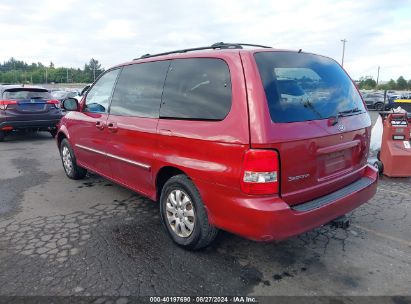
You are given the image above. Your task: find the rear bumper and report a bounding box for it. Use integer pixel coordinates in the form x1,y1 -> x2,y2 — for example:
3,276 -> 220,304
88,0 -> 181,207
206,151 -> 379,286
198,165 -> 378,241
0,119 -> 61,130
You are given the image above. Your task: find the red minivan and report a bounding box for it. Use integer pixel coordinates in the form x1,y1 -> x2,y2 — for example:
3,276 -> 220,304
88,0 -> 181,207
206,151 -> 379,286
57,43 -> 378,249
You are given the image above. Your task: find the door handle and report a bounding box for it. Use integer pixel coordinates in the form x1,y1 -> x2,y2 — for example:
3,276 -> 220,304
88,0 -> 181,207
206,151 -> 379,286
107,122 -> 118,133
159,129 -> 173,136
96,121 -> 105,130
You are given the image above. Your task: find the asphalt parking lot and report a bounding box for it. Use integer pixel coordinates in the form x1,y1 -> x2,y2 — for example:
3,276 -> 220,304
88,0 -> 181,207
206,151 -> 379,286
0,111 -> 410,299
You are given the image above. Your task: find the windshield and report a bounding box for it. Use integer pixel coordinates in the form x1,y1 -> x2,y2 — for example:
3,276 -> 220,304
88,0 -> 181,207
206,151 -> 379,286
3,89 -> 51,100
254,51 -> 365,123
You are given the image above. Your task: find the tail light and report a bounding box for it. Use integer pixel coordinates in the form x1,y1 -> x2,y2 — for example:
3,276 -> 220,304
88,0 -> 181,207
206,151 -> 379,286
0,100 -> 17,110
47,100 -> 60,108
241,149 -> 279,195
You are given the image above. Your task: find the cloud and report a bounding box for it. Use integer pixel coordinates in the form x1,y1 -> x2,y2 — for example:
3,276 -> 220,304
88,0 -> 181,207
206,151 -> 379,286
97,19 -> 137,40
0,0 -> 410,81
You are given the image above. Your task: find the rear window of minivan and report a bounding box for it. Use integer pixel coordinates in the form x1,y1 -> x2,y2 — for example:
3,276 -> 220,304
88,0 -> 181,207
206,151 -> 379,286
254,52 -> 365,123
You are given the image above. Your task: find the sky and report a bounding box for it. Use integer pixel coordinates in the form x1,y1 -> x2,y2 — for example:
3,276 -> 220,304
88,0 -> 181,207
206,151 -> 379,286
0,0 -> 410,81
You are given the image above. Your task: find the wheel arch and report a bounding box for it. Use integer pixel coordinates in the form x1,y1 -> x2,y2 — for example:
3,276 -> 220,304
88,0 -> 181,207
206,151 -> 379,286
56,123 -> 70,147
57,131 -> 68,148
155,166 -> 187,201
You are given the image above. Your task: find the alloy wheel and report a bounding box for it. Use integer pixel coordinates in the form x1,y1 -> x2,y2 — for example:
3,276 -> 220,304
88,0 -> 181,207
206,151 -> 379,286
62,146 -> 73,175
166,189 -> 195,238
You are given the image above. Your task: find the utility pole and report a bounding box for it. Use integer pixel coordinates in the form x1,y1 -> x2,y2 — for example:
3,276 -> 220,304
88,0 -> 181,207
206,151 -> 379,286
67,68 -> 69,83
93,61 -> 96,81
376,66 -> 380,87
13,63 -> 16,83
341,39 -> 347,67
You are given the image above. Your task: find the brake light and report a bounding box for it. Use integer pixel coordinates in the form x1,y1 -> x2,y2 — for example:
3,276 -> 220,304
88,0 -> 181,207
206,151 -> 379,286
0,100 -> 17,110
47,100 -> 60,108
241,149 -> 279,195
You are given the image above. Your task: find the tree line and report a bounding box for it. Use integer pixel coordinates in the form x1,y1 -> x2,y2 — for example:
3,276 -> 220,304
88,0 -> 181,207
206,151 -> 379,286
0,58 -> 104,84
2,57 -> 410,91
358,76 -> 411,90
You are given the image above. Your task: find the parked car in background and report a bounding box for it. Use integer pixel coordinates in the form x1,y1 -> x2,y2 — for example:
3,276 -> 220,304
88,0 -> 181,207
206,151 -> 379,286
399,92 -> 411,99
0,85 -> 63,141
57,42 -> 378,249
51,90 -> 80,103
361,92 -> 387,111
388,93 -> 402,99
390,92 -> 411,112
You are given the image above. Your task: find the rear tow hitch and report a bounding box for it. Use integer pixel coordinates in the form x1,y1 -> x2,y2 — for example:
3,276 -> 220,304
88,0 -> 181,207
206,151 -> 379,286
329,215 -> 350,229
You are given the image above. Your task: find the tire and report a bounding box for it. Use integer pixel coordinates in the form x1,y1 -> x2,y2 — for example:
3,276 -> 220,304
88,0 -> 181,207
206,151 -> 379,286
159,174 -> 218,250
374,102 -> 384,111
50,129 -> 57,138
0,131 -> 4,142
373,161 -> 384,174
59,139 -> 87,180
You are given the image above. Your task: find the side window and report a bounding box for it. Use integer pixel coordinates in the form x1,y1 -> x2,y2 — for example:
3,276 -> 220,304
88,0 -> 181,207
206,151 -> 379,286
110,61 -> 170,118
84,69 -> 120,113
160,58 -> 232,120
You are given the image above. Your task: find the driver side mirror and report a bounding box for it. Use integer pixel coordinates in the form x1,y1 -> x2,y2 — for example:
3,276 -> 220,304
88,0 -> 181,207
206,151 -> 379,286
62,98 -> 79,111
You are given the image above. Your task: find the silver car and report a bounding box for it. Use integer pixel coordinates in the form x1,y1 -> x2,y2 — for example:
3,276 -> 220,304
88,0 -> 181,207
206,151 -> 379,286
362,92 -> 386,111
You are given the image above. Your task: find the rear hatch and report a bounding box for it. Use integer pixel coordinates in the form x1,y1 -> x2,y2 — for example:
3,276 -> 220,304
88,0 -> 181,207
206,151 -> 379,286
2,88 -> 58,115
253,51 -> 370,205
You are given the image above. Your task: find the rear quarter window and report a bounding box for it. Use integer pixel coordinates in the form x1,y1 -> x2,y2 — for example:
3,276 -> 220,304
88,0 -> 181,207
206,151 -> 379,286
160,58 -> 232,120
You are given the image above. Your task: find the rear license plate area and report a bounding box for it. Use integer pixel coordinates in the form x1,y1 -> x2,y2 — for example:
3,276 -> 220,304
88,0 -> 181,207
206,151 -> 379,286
319,150 -> 350,177
18,104 -> 46,112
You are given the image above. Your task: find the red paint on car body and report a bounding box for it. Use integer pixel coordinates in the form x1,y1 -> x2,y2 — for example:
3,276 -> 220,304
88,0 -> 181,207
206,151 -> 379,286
58,47 -> 378,242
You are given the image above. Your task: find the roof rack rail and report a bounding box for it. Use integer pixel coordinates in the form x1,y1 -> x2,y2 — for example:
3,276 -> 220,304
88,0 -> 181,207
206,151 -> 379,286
134,42 -> 272,60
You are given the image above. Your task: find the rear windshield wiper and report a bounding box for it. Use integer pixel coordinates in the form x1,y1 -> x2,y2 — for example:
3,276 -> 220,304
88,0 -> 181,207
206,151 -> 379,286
331,107 -> 363,125
339,107 -> 363,116
302,98 -> 323,119
29,96 -> 46,99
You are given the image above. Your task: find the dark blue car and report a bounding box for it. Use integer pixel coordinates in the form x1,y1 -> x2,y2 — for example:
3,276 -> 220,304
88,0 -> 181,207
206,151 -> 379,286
0,85 -> 63,141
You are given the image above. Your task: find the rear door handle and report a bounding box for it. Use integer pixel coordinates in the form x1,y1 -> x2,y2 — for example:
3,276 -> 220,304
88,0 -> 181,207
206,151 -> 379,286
107,122 -> 118,133
159,129 -> 173,136
96,121 -> 105,130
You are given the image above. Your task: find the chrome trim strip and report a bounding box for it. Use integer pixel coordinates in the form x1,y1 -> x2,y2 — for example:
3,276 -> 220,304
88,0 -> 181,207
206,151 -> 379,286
106,152 -> 151,170
75,144 -> 106,156
75,144 -> 151,170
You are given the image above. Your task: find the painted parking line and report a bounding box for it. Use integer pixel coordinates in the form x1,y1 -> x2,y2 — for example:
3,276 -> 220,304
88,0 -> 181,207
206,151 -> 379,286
352,224 -> 411,247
